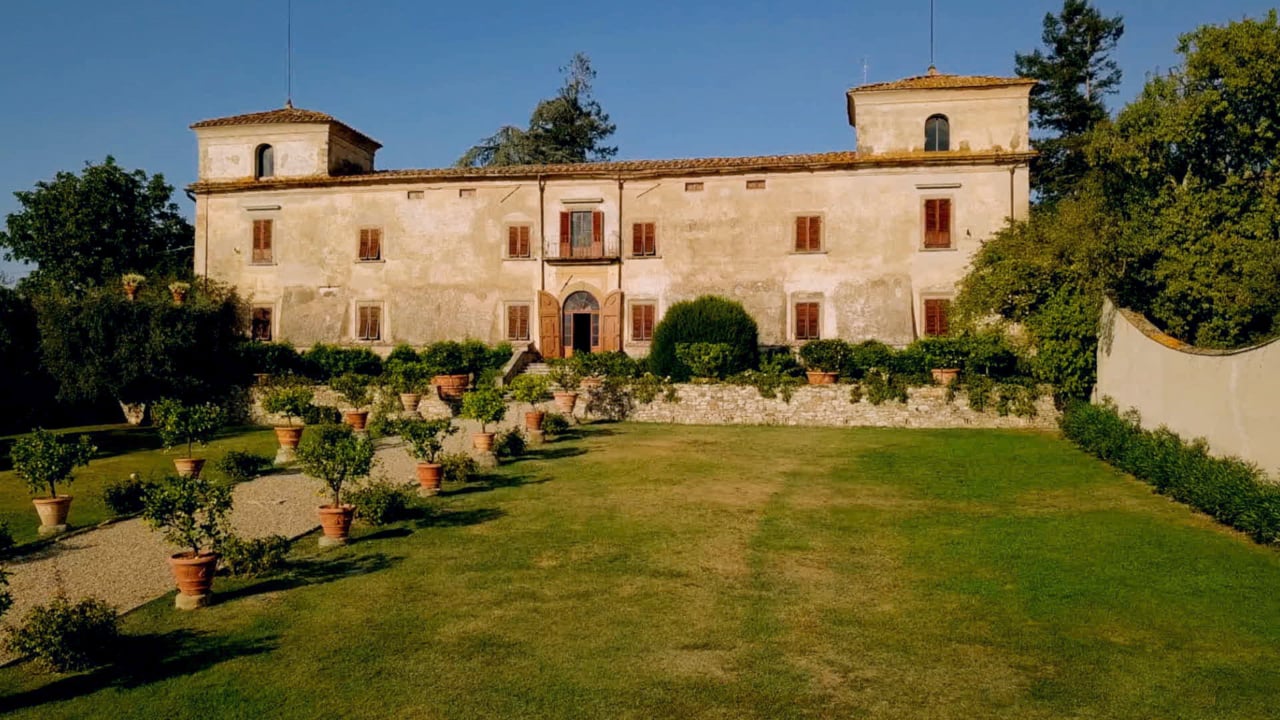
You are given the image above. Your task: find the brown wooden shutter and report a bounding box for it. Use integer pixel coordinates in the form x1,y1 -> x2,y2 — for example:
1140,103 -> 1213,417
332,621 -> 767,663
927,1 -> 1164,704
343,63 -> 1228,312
370,307 -> 381,340
925,199 -> 952,248
809,216 -> 821,251
520,226 -> 530,257
924,299 -> 951,336
251,307 -> 272,341
558,212 -> 571,258
632,304 -> 655,341
796,302 -> 819,340
645,223 -> 656,255
252,220 -> 272,263
592,210 -> 604,256
632,223 -> 644,256
795,217 -> 806,251
938,200 -> 951,248
538,291 -> 562,358
602,290 -> 623,352
508,226 -> 519,257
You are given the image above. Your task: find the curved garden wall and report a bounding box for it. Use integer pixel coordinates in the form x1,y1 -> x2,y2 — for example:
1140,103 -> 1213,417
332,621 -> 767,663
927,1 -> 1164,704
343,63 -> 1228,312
1096,298 -> 1280,476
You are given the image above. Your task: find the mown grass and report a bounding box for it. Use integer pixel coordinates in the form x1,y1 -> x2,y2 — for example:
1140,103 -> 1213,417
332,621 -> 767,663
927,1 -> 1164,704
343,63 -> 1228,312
0,425 -> 278,546
1,423 -> 1278,718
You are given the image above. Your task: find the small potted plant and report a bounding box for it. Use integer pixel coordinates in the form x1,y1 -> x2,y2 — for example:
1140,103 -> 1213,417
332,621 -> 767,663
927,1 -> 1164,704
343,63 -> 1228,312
460,386 -> 507,452
548,358 -> 582,413
9,429 -> 96,535
508,373 -> 551,430
918,337 -> 966,386
383,358 -> 429,414
330,373 -> 373,431
168,280 -> 191,305
151,398 -> 226,478
395,417 -> 457,494
423,341 -> 469,400
260,380 -> 314,462
141,473 -> 233,609
799,339 -> 849,385
295,423 -> 375,546
121,273 -> 145,301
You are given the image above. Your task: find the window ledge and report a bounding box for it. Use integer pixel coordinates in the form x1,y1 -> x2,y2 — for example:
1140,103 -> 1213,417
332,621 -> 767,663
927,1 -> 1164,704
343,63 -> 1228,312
248,261 -> 277,266
503,257 -> 538,262
628,255 -> 662,260
919,247 -> 958,253
355,259 -> 386,264
789,250 -> 829,256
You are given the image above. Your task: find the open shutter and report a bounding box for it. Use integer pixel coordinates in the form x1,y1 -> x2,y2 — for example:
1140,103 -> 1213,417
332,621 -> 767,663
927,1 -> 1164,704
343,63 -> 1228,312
538,291 -> 562,359
646,223 -> 656,255
937,200 -> 951,248
808,217 -> 821,251
592,210 -> 604,257
794,217 -> 806,251
602,290 -> 623,352
558,212 -> 571,259
632,223 -> 644,256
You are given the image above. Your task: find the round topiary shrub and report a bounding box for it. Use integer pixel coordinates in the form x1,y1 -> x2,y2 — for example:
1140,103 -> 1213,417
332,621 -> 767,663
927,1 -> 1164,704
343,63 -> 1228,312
649,296 -> 759,381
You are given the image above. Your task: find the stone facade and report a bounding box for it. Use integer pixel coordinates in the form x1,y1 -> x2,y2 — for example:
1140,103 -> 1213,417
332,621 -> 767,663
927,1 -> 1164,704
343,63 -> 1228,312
190,70 -> 1034,358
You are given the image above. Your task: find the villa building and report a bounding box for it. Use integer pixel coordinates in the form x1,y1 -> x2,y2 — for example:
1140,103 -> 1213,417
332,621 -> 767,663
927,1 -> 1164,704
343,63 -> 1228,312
189,67 -> 1035,357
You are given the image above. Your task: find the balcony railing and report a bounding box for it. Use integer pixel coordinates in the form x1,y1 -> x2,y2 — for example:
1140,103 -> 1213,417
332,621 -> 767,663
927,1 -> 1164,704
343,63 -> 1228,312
544,235 -> 621,262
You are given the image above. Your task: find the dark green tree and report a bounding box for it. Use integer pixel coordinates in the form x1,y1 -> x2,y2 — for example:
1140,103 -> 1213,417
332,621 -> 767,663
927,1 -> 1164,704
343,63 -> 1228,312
0,286 -> 56,432
458,53 -> 617,167
1015,0 -> 1124,202
0,157 -> 193,293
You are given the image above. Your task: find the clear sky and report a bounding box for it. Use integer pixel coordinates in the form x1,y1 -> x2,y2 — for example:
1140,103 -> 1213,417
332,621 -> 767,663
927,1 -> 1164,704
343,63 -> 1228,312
0,0 -> 1274,279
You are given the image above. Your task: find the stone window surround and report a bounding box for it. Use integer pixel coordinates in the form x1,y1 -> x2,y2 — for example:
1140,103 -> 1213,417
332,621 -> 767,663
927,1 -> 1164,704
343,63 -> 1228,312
628,299 -> 658,343
918,292 -> 955,338
629,219 -> 660,259
920,194 -> 957,251
246,213 -> 279,266
356,226 -> 384,263
353,301 -> 386,343
505,301 -> 532,341
250,301 -> 278,342
791,212 -> 826,254
790,292 -> 824,342
504,222 -> 536,260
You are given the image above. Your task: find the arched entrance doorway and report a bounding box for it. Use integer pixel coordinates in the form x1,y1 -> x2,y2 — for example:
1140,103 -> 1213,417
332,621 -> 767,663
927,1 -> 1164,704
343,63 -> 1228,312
563,291 -> 599,356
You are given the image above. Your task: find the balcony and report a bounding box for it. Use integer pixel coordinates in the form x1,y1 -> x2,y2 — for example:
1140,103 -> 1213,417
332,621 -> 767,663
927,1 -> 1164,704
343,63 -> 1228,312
543,236 -> 621,264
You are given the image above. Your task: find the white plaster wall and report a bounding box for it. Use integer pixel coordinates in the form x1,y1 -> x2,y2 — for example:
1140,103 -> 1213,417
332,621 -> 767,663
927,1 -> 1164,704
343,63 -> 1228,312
853,86 -> 1031,155
1095,298 -> 1280,476
197,124 -> 332,180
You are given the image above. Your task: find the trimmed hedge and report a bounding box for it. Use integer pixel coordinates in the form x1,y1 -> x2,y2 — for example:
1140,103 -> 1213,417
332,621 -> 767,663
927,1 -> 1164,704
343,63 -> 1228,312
650,296 -> 759,381
1061,401 -> 1280,544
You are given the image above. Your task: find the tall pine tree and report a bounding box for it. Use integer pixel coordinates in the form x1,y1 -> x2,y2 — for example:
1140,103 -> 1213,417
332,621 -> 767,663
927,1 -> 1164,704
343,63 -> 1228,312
1015,0 -> 1124,203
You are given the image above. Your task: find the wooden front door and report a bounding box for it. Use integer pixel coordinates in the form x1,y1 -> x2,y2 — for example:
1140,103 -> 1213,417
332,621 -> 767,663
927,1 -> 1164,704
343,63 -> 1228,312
538,291 -> 562,359
601,290 -> 623,352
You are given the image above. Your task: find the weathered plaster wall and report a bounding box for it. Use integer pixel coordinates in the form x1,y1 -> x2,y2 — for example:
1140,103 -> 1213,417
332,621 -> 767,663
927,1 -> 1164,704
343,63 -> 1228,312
1095,298 -> 1280,475
852,86 -> 1031,155
197,124 -> 334,180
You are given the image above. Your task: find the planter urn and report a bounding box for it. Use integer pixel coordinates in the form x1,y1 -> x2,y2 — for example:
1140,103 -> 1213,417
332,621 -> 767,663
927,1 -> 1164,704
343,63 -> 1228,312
434,374 -> 469,401
473,432 -> 496,452
416,462 -> 443,495
931,368 -> 960,386
343,410 -> 370,432
318,504 -> 355,547
173,457 -> 206,478
805,371 -> 838,385
169,552 -> 218,609
525,410 -> 546,431
170,288 -> 188,304
32,495 -> 72,535
275,426 -> 303,449
399,392 -> 422,414
553,391 -> 579,414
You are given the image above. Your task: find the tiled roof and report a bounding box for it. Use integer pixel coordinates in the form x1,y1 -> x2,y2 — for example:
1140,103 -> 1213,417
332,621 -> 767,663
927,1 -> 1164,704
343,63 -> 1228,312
190,106 -> 381,149
188,149 -> 1036,193
851,71 -> 1037,93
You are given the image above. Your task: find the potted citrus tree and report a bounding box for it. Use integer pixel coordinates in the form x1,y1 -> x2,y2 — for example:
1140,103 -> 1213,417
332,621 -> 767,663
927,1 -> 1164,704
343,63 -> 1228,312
168,280 -> 191,305
141,473 -> 233,609
548,358 -> 582,414
121,272 -> 145,300
917,337 -> 966,386
395,417 -> 457,494
260,380 -> 314,462
423,341 -> 469,400
9,429 -> 96,535
460,386 -> 507,452
799,339 -> 849,385
151,398 -> 226,478
384,358 -> 429,414
330,373 -> 373,431
295,423 -> 375,546
508,373 -> 552,430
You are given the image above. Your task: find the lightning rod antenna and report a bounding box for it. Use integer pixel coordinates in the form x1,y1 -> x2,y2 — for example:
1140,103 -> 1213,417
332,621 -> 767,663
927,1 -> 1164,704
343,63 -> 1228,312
286,0 -> 293,108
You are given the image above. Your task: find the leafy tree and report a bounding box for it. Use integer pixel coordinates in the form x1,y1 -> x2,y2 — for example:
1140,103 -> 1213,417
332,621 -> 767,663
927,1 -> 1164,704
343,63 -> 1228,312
649,296 -> 759,382
458,53 -> 617,167
1015,0 -> 1124,202
295,424 -> 375,507
0,157 -> 193,293
0,287 -> 55,432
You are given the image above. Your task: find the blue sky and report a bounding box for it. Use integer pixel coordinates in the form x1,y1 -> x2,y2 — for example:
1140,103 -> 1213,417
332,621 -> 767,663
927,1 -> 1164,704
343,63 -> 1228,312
0,0 -> 1275,278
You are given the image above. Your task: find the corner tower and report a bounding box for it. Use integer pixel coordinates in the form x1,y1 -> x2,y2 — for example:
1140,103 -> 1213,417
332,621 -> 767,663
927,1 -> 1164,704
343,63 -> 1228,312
190,105 -> 381,182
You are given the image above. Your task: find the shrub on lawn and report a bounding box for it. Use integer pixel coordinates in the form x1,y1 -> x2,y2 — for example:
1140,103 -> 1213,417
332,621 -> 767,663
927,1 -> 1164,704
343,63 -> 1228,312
218,534 -> 290,578
675,342 -> 735,380
1061,401 -> 1280,543
650,296 -> 759,381
102,473 -> 156,516
438,452 -> 479,484
0,520 -> 13,555
348,479 -> 415,525
5,596 -> 119,672
494,428 -> 527,459
542,412 -> 571,436
212,450 -> 272,484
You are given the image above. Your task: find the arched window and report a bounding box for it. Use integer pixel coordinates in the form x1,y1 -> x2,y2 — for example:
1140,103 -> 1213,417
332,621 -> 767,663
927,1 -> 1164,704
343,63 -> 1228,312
924,115 -> 950,152
255,144 -> 274,179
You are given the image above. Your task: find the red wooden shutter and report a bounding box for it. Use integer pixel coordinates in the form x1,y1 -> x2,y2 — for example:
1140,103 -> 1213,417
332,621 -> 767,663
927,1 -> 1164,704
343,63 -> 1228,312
924,299 -> 951,336
808,216 -> 821,251
559,212 -> 570,258
632,223 -> 644,256
520,226 -> 530,257
592,210 -> 604,256
508,226 -> 519,257
937,200 -> 951,248
795,217 -> 807,251
252,220 -> 272,263
369,307 -> 381,340
925,200 -> 952,248
645,223 -> 656,255
632,304 -> 655,341
508,306 -> 530,340
519,306 -> 530,339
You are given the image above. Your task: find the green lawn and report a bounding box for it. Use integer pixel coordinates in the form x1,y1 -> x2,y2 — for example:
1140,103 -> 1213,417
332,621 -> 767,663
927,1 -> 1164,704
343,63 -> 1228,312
0,425 -> 278,546
2,423 -> 1279,718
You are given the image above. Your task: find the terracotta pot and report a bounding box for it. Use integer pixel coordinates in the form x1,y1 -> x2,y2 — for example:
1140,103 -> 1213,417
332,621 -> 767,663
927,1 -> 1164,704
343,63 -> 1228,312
123,285 -> 138,301
275,425 -> 303,449
580,376 -> 603,390
343,410 -> 370,431
399,392 -> 422,413
473,432 -> 496,452
553,391 -> 578,413
318,504 -> 355,544
32,495 -> 72,530
171,288 -> 188,304
931,368 -> 960,386
168,552 -> 218,597
173,457 -> 206,478
525,411 -> 545,431
416,462 -> 443,494
806,371 -> 838,385
434,374 -> 470,401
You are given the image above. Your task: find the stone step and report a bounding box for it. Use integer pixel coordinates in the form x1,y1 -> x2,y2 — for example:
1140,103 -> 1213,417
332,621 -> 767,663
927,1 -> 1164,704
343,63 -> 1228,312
523,363 -> 551,375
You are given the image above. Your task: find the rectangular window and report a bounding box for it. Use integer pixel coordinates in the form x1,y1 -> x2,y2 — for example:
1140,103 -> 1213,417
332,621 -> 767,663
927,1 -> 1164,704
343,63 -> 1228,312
358,228 -> 382,261
407,190 -> 424,200
507,304 -> 531,341
356,305 -> 382,342
924,299 -> 951,336
685,181 -> 704,192
507,225 -> 531,258
632,222 -> 657,257
251,306 -> 273,341
924,198 -> 953,249
251,219 -> 273,263
459,188 -> 475,198
746,179 -> 766,190
794,216 -> 822,252
795,302 -> 820,340
631,303 -> 656,342
559,210 -> 604,258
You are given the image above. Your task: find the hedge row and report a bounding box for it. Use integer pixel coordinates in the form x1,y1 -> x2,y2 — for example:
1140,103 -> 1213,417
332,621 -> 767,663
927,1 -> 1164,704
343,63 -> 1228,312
1060,401 -> 1280,543
240,340 -> 512,382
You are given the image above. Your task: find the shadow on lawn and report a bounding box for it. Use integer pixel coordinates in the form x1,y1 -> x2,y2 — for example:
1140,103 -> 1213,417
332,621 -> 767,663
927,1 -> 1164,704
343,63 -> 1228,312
441,472 -> 551,498
0,629 -> 278,713
216,552 -> 401,604
413,506 -> 505,529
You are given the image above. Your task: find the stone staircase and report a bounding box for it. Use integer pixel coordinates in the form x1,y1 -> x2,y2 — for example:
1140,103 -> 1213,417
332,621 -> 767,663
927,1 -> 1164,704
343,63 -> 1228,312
523,362 -> 552,376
